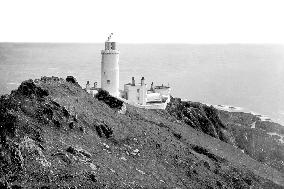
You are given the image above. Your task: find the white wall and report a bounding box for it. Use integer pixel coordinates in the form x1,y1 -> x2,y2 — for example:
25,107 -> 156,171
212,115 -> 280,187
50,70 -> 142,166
101,50 -> 119,97
124,84 -> 147,105
154,88 -> 171,96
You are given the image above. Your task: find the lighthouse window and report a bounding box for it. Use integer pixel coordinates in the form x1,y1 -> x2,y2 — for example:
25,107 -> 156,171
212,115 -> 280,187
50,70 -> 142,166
137,89 -> 140,93
107,80 -> 110,84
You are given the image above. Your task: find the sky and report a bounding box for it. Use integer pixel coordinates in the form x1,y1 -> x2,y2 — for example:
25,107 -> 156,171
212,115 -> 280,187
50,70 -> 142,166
0,0 -> 284,43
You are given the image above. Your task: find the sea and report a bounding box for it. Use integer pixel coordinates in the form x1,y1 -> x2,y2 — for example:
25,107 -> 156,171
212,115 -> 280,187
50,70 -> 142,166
0,43 -> 284,125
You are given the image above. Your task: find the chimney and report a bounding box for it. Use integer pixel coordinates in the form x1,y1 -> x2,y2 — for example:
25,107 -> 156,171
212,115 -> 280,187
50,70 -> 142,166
86,81 -> 90,90
94,82 -> 97,88
132,77 -> 135,86
141,77 -> 145,86
151,82 -> 154,91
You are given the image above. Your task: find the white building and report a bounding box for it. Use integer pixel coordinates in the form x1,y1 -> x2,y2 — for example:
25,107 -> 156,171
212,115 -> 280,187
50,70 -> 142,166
85,34 -> 171,109
122,77 -> 147,105
100,34 -> 120,97
86,81 -> 98,96
121,77 -> 171,108
148,83 -> 171,103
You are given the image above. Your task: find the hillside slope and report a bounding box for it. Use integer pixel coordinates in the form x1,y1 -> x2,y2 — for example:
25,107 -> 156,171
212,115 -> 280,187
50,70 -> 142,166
219,110 -> 284,173
0,77 -> 283,188
166,98 -> 284,174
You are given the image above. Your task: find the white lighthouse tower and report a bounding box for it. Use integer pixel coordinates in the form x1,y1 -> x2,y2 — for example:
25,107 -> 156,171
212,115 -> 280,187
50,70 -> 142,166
101,33 -> 120,97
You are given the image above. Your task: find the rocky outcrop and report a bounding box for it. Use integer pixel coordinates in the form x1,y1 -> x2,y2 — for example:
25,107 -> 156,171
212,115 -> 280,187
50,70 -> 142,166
166,98 -> 236,145
0,77 -> 283,188
15,79 -> 49,98
166,97 -> 284,175
95,89 -> 123,109
218,110 -> 284,174
65,76 -> 80,87
94,120 -> 113,138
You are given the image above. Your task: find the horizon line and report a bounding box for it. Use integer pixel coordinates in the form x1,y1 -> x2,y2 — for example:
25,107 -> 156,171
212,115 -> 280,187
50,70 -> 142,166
1,42 -> 283,45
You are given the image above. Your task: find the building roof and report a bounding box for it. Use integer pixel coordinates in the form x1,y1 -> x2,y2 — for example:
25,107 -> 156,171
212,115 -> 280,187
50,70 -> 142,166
154,85 -> 170,89
124,83 -> 133,86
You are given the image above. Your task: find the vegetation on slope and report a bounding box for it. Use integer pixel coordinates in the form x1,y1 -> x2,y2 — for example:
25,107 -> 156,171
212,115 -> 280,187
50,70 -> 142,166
219,110 -> 284,173
0,77 -> 283,188
166,97 -> 284,175
166,98 -> 236,145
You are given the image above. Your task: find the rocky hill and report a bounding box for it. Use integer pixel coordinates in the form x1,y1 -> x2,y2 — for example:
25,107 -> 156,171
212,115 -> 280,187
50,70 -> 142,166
0,76 -> 283,188
218,110 -> 284,174
166,98 -> 284,174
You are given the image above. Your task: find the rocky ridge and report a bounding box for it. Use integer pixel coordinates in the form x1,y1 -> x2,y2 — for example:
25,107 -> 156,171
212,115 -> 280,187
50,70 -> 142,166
166,98 -> 284,174
0,76 -> 283,188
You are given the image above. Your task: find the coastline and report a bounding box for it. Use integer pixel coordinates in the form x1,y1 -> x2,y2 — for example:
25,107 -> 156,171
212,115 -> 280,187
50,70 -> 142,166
183,99 -> 282,126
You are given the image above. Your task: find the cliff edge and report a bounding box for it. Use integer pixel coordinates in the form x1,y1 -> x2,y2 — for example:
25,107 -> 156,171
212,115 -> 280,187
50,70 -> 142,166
166,98 -> 284,174
0,77 -> 283,188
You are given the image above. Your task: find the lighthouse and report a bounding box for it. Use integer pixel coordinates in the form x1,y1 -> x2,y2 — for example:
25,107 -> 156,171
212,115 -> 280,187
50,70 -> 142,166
101,33 -> 120,97
85,34 -> 171,109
